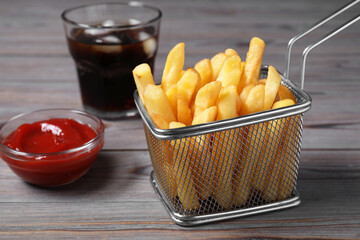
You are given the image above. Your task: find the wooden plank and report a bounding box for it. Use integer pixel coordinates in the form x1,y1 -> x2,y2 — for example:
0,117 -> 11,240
0,197 -> 359,239
0,153 -> 359,239
0,149 -> 359,203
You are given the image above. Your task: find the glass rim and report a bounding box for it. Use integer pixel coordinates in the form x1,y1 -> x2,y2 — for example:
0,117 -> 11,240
0,108 -> 105,160
61,1 -> 162,29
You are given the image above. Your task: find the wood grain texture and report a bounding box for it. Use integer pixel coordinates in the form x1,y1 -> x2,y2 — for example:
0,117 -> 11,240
0,0 -> 359,239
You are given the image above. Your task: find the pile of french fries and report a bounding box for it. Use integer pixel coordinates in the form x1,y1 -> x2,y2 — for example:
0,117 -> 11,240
133,37 -> 299,211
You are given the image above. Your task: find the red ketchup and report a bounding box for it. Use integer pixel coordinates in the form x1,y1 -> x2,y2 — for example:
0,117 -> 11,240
2,118 -> 103,187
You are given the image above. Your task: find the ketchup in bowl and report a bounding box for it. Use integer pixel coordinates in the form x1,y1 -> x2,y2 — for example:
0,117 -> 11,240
0,109 -> 104,187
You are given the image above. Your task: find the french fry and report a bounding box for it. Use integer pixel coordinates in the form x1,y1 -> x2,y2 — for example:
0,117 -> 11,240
278,116 -> 300,200
170,137 -> 200,210
193,81 -> 222,117
149,113 -> 170,129
132,63 -> 155,107
213,86 -> 239,209
211,52 -> 227,81
192,106 -> 217,125
278,85 -> 297,103
233,126 -> 255,206
225,48 -> 238,56
166,84 -> 178,117
143,85 -> 176,129
216,54 -> 242,88
262,99 -> 295,201
239,83 -> 255,105
249,122 -> 269,192
272,99 -> 295,109
238,37 -> 265,93
257,79 -> 267,85
254,62 -> 262,83
216,86 -> 239,121
169,121 -> 199,210
158,138 -> 178,200
194,59 -> 213,88
264,65 -> 281,111
161,43 -> 185,93
169,121 -> 186,129
191,106 -> 217,199
177,68 -> 201,125
237,61 -> 246,94
163,159 -> 177,199
177,96 -> 192,126
239,84 -> 265,116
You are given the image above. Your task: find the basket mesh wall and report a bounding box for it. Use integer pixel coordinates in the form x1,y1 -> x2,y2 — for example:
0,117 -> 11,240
144,113 -> 304,217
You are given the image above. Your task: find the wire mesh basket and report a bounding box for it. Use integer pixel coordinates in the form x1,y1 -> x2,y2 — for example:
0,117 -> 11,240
135,66 -> 311,226
135,0 -> 358,225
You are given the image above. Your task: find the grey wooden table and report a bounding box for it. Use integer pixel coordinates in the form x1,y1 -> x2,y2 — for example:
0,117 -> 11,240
0,0 -> 359,239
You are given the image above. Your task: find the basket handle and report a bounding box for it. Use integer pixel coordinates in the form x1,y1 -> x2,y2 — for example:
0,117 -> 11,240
284,0 -> 360,89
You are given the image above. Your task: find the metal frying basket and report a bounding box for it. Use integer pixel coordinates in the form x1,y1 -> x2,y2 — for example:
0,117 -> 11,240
134,0 -> 359,226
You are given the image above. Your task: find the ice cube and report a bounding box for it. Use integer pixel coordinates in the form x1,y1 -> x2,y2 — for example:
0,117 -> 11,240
102,19 -> 116,27
91,44 -> 123,54
143,37 -> 157,58
128,18 -> 141,25
84,28 -> 109,36
98,35 -> 122,44
138,31 -> 150,41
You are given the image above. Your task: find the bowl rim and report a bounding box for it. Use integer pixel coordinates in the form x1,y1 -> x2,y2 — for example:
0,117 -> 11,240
0,108 -> 105,160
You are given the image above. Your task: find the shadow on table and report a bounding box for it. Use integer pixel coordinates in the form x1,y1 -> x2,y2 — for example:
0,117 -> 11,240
24,151 -> 140,199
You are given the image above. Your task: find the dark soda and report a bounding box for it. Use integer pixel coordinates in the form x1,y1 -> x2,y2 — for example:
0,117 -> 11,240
66,26 -> 158,119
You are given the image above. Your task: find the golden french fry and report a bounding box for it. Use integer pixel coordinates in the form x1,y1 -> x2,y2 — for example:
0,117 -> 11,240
212,128 -> 240,209
254,62 -> 262,82
238,37 -> 265,93
192,106 -> 217,125
249,122 -> 269,193
257,79 -> 267,85
169,122 -> 200,210
239,83 -> 255,105
216,54 -> 242,88
190,135 -> 212,200
278,116 -> 301,200
161,43 -> 185,93
166,84 -> 178,117
237,62 -> 246,94
213,87 -> 240,208
272,99 -> 295,109
177,68 -> 201,125
239,84 -> 265,116
210,52 -> 227,81
191,106 -> 217,199
264,65 -> 281,111
149,113 -> 170,129
132,63 -> 155,106
178,68 -> 201,104
159,140 -> 177,200
225,48 -> 238,56
239,83 -> 255,115
180,69 -> 186,79
171,140 -> 200,210
278,85 -> 297,103
262,99 -> 295,201
193,81 -> 222,117
143,85 -> 176,129
216,86 -> 239,121
194,59 -> 213,88
169,121 -> 186,129
177,96 -> 192,126
163,160 -> 177,199
233,126 -> 255,206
